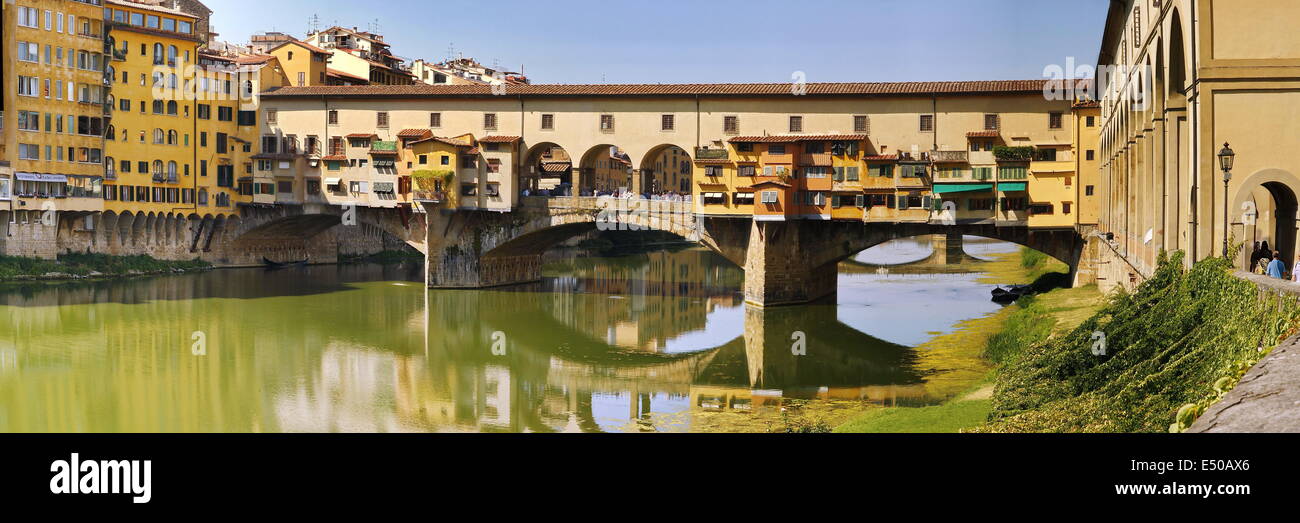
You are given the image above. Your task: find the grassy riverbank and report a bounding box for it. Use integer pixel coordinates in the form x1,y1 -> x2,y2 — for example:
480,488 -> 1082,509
0,253 -> 211,281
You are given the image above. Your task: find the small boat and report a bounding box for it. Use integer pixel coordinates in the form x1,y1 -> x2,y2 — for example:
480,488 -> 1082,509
991,284 -> 1032,303
263,256 -> 308,269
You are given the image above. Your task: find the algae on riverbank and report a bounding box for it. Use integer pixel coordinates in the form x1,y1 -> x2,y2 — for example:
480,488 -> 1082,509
0,253 -> 211,281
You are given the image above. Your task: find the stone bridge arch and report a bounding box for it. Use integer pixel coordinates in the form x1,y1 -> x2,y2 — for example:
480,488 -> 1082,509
424,198 -> 1085,306
220,205 -> 428,266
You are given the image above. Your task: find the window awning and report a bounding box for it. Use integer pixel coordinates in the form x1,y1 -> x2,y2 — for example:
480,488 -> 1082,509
999,182 -> 1028,192
16,173 -> 69,183
324,178 -> 342,186
703,192 -> 725,198
932,183 -> 993,194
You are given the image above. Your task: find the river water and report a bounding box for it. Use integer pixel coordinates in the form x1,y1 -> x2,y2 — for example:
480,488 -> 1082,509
0,236 -> 1021,433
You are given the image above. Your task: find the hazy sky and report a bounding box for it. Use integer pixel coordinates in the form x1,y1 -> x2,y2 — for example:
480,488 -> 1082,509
208,0 -> 1110,84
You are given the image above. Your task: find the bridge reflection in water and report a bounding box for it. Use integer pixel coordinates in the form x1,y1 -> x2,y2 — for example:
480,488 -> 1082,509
0,239 -> 1002,433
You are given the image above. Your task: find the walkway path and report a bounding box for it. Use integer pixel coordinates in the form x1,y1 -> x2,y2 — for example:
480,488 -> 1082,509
1189,272 -> 1300,433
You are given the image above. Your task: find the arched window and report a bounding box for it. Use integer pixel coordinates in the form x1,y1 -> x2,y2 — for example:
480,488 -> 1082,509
106,124 -> 115,139
152,100 -> 164,114
167,161 -> 178,180
166,100 -> 178,115
153,43 -> 164,65
168,73 -> 177,89
167,45 -> 177,65
243,80 -> 254,98
167,130 -> 177,145
198,189 -> 209,205
152,160 -> 164,176
152,72 -> 164,88
153,129 -> 165,144
105,157 -> 115,179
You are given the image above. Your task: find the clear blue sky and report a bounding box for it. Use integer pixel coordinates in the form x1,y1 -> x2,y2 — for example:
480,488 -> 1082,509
208,0 -> 1110,84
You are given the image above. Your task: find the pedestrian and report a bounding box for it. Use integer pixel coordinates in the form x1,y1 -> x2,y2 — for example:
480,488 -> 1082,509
1267,250 -> 1287,279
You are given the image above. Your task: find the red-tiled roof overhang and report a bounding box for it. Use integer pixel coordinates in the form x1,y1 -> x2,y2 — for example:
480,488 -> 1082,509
967,131 -> 1001,138
321,155 -> 348,161
465,147 -> 481,155
326,69 -> 369,83
747,181 -> 792,189
261,80 -> 1055,99
398,129 -> 431,138
477,136 -> 522,143
729,134 -> 869,144
864,155 -> 900,161
369,149 -> 398,155
694,159 -> 733,165
541,162 -> 571,173
346,133 -> 377,138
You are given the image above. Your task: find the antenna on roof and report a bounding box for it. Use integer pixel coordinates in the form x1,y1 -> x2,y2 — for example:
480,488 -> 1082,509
447,42 -> 455,62
308,14 -> 319,35
369,18 -> 381,34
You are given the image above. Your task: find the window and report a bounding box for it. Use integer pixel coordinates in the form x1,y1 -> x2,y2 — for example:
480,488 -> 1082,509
1063,202 -> 1073,214
265,109 -> 277,125
702,193 -> 727,205
600,114 -> 614,131
218,106 -> 234,121
789,116 -> 802,133
328,110 -> 339,125
377,112 -> 389,128
760,191 -> 779,204
805,167 -> 830,179
1049,112 -> 1063,129
1002,197 -> 1028,211
738,165 -> 757,177
237,111 -> 255,126
1086,150 -> 1095,161
1086,116 -> 1096,127
737,143 -> 753,153
854,115 -> 869,134
768,145 -> 786,155
1085,185 -> 1095,196
723,116 -> 739,134
661,114 -> 675,131
733,192 -> 755,205
704,166 -> 724,177
483,113 -> 497,130
920,114 -> 934,132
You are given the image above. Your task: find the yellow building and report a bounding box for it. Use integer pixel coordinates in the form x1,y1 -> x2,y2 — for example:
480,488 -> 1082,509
103,0 -> 218,217
4,0 -> 108,256
1073,101 -> 1101,226
265,39 -> 330,88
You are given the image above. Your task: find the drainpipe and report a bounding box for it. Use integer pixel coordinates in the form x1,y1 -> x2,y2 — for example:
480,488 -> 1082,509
1189,0 -> 1200,262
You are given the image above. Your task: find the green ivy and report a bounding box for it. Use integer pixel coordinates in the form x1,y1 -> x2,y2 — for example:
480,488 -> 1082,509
974,251 -> 1300,433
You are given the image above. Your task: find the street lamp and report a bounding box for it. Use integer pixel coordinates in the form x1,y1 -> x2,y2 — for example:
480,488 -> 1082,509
1219,142 -> 1236,258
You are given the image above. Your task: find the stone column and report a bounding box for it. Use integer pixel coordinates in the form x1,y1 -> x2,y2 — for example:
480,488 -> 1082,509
742,220 -> 838,307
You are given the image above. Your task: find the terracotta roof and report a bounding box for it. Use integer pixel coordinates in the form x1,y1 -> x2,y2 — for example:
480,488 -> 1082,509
398,128 -> 432,138
369,149 -> 398,155
346,133 -> 377,138
235,54 -> 275,65
321,155 -> 348,161
694,158 -> 733,165
729,134 -> 869,144
477,135 -> 522,143
262,80 -> 1056,99
864,155 -> 900,161
274,39 -> 332,56
326,68 -> 369,83
1073,100 -> 1101,109
967,131 -> 1001,138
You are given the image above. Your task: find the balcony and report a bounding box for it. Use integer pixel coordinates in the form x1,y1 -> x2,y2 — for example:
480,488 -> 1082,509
799,153 -> 833,167
412,190 -> 446,203
931,150 -> 969,163
695,148 -> 729,161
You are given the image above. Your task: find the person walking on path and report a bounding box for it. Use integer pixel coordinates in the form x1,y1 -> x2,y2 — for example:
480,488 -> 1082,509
1267,251 -> 1287,279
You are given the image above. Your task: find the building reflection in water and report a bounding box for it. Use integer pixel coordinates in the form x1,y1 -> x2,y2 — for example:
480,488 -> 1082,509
2,243 -> 981,433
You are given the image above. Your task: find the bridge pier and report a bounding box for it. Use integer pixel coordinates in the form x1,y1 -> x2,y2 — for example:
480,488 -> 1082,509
742,221 -> 840,307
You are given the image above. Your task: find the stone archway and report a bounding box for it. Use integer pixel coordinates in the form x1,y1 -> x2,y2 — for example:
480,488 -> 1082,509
1231,168 -> 1300,270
